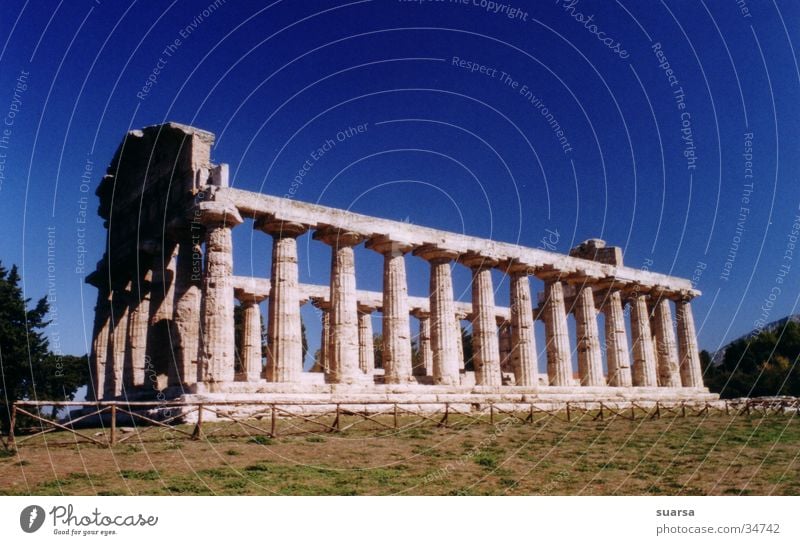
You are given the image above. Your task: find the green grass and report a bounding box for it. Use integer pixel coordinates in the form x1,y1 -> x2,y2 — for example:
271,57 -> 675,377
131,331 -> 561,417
2,413 -> 798,495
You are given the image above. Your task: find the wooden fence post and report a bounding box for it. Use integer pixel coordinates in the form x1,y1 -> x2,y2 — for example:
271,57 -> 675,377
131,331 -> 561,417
566,402 -> 571,422
110,404 -> 117,446
393,404 -> 398,429
191,404 -> 203,440
8,404 -> 17,451
490,403 -> 494,425
270,405 -> 277,438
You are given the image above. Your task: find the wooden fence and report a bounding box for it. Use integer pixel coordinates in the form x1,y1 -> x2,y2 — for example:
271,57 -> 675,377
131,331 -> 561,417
2,398 -> 798,452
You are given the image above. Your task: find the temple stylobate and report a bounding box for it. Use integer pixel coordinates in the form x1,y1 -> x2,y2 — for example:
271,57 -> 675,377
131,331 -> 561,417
86,123 -> 716,405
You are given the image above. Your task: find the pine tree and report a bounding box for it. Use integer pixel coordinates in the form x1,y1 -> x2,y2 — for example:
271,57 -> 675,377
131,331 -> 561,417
0,262 -> 88,431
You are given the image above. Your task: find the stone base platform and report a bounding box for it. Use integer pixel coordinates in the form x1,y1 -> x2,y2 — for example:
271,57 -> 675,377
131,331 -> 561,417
168,385 -> 719,422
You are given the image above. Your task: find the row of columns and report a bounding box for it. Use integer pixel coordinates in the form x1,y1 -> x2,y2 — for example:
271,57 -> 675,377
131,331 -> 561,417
192,205 -> 707,389
89,195 -> 706,398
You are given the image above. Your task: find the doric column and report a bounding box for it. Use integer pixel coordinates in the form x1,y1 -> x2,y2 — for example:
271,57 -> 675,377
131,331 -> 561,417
235,289 -> 267,382
87,276 -> 112,401
366,236 -> 413,384
107,284 -> 131,398
319,303 -> 331,373
310,298 -> 331,373
461,253 -> 501,386
125,266 -> 152,391
411,309 -> 433,376
600,289 -> 632,387
256,219 -> 307,383
652,294 -> 682,387
357,304 -> 376,376
506,264 -> 538,387
147,242 -> 178,389
541,278 -> 572,386
572,282 -> 605,386
314,227 -> 366,384
413,245 -> 461,386
197,200 -> 242,383
498,318 -> 512,374
675,295 -> 704,388
454,311 -> 466,372
171,224 -> 203,387
629,292 -> 658,387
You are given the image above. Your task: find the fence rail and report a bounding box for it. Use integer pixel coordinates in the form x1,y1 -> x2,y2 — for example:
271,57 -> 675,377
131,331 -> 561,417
4,398 -> 798,452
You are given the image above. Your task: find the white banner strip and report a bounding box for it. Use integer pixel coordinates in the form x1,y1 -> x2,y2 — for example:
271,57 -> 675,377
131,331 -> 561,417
2,496 -> 798,544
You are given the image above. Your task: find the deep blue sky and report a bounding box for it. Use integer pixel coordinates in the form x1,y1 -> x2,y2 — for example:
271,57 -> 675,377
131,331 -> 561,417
1,0 -> 799,368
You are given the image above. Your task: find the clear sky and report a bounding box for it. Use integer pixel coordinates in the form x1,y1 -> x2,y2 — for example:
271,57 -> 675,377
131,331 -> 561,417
1,0 -> 799,369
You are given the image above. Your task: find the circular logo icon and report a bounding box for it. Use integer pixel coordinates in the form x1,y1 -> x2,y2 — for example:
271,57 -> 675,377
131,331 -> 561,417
20,505 -> 45,533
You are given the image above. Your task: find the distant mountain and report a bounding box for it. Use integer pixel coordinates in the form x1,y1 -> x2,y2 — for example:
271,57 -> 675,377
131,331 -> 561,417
711,314 -> 800,366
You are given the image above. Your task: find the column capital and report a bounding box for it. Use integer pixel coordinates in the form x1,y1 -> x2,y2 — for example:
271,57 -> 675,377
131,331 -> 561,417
234,287 -> 268,305
412,244 -> 460,263
495,315 -> 510,327
254,217 -> 308,238
365,235 -> 414,255
310,296 -> 331,310
196,200 -> 243,228
357,302 -> 377,314
313,226 -> 365,248
563,270 -> 604,285
620,284 -> 654,302
670,289 -> 699,302
410,308 -> 430,319
535,265 -> 571,282
459,251 -> 499,269
499,258 -> 538,275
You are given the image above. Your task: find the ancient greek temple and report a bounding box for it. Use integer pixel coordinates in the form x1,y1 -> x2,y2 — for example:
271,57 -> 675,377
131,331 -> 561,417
86,123 -> 716,405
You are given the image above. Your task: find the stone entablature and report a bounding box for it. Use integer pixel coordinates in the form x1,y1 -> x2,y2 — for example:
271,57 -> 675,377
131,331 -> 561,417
86,123 -> 710,402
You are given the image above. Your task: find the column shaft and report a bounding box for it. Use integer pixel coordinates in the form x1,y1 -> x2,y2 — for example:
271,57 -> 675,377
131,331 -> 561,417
89,288 -> 112,400
381,250 -> 413,383
676,299 -> 704,388
263,223 -> 305,383
316,230 -> 364,384
415,313 -> 433,376
653,297 -> 682,387
509,272 -> 538,387
241,301 -> 263,381
470,266 -> 501,386
125,280 -> 151,390
603,290 -> 632,387
498,321 -> 512,374
454,313 -> 465,372
108,289 -> 130,398
543,280 -> 572,386
199,224 -> 237,382
630,294 -> 658,387
574,285 -> 604,386
430,260 -> 460,385
319,308 -> 330,373
172,236 -> 202,386
358,310 -> 375,375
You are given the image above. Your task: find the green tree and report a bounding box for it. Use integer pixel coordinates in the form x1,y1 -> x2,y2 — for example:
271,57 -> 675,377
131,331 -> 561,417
706,321 -> 800,398
0,262 -> 88,431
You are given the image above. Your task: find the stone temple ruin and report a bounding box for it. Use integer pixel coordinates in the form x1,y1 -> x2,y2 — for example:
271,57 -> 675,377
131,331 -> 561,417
86,123 -> 717,409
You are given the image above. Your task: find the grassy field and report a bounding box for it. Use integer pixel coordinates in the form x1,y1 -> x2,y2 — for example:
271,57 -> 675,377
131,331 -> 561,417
1,411 -> 798,495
